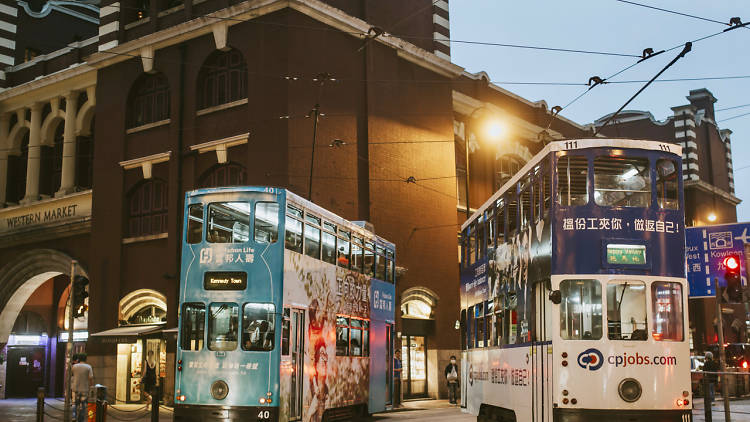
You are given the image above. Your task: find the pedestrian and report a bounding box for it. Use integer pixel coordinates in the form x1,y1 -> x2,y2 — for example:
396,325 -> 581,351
393,350 -> 403,408
141,350 -> 157,408
445,355 -> 459,405
704,351 -> 719,405
71,353 -> 93,422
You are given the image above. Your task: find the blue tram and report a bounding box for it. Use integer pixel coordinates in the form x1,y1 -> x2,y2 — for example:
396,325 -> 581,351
459,139 -> 691,422
174,187 -> 396,421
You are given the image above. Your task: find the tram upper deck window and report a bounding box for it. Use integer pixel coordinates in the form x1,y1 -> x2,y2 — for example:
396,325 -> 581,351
557,155 -> 588,206
322,222 -> 337,265
594,156 -> 651,207
364,242 -> 376,277
254,202 -> 279,243
186,204 -> 203,244
304,214 -> 321,259
507,195 -> 518,235
376,246 -> 386,280
180,303 -> 205,351
352,236 -> 364,273
656,159 -> 679,210
606,281 -> 647,341
468,225 -> 477,266
241,303 -> 275,351
337,231 -> 351,268
336,316 -> 350,356
496,199 -> 506,245
520,178 -> 532,227
208,202 -> 250,243
560,279 -> 602,340
651,281 -> 684,341
208,303 -> 239,351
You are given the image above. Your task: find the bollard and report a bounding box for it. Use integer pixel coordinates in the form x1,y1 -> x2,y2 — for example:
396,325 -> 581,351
703,375 -> 712,422
37,387 -> 45,422
150,384 -> 160,422
95,385 -> 107,422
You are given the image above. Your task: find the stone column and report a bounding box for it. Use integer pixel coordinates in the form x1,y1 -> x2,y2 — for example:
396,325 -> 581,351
23,102 -> 43,204
0,113 -> 9,205
57,92 -> 78,197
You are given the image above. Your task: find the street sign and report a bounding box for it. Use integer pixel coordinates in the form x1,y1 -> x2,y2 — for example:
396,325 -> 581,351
686,222 -> 750,297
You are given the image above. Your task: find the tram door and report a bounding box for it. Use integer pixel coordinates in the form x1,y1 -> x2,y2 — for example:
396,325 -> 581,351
532,282 -> 552,422
289,309 -> 305,421
386,323 -> 394,405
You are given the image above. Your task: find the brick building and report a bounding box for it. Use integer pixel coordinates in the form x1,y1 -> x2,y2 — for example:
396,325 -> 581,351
594,88 -> 741,352
0,0 -> 587,402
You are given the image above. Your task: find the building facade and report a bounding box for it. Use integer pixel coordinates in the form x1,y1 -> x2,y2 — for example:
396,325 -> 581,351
0,0 -> 586,402
594,88 -> 741,353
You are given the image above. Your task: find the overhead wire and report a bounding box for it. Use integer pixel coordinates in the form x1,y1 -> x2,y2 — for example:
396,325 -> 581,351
612,0 -> 732,27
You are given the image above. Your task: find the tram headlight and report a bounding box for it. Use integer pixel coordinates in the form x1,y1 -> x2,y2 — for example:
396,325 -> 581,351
618,378 -> 642,403
210,380 -> 229,400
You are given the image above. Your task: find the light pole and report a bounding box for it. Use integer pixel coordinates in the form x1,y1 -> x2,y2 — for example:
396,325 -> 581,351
463,107 -> 504,218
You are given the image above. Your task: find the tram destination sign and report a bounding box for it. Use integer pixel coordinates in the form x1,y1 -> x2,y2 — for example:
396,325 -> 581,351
606,244 -> 646,265
204,271 -> 247,290
686,222 -> 750,297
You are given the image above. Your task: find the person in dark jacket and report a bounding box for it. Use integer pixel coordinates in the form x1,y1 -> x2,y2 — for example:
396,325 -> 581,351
704,351 -> 719,405
444,355 -> 459,405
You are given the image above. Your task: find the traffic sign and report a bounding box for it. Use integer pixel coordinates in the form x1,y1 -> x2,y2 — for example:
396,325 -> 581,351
686,222 -> 750,297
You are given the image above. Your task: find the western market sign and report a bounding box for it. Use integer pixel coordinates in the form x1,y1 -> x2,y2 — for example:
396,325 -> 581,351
0,191 -> 92,234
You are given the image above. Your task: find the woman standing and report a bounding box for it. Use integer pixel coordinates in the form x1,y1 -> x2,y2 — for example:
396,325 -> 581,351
142,350 -> 157,408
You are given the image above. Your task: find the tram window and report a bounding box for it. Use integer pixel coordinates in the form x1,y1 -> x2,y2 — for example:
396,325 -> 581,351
304,224 -> 321,259
207,303 -> 239,351
651,282 -> 684,341
494,296 -> 507,346
186,204 -> 203,244
533,168 -> 542,221
364,243 -> 375,277
606,281 -> 647,341
323,221 -> 337,233
207,202 -> 250,243
337,232 -> 351,268
507,195 -> 518,235
254,202 -> 279,243
287,204 -> 303,218
477,222 -> 486,260
656,159 -> 679,210
180,303 -> 205,351
362,320 -> 370,356
542,160 -> 552,215
336,316 -> 350,356
351,319 -> 363,356
351,237 -> 364,273
496,201 -> 506,245
241,303 -> 275,351
467,306 -> 474,349
557,155 -> 588,206
560,280 -> 602,340
487,209 -> 496,252
520,179 -> 532,227
389,259 -> 396,283
281,308 -> 290,355
475,303 -> 485,348
285,217 -> 303,253
322,231 -> 337,265
460,309 -> 467,350
468,226 -> 477,266
376,247 -> 387,280
594,156 -> 651,207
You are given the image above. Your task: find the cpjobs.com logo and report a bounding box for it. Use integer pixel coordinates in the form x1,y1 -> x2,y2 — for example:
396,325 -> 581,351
577,348 -> 604,371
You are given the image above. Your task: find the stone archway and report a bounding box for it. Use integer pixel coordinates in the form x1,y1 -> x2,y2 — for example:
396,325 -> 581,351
0,249 -> 88,345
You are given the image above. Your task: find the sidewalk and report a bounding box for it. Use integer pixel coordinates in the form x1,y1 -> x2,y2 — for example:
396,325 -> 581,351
0,398 -> 173,422
691,397 -> 750,421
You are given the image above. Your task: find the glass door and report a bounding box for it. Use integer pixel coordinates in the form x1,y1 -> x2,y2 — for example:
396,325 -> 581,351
401,336 -> 427,398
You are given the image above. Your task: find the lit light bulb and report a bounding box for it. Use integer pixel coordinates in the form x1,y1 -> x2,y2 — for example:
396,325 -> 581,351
707,213 -> 717,222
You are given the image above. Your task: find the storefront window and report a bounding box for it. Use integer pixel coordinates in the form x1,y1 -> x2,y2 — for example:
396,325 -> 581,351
180,303 -> 205,351
651,281 -> 684,341
606,281 -> 647,341
560,279 -> 602,340
241,303 -> 275,351
208,303 -> 239,351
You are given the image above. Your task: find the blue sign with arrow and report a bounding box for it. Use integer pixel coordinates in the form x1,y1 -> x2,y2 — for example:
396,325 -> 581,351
686,222 -> 750,297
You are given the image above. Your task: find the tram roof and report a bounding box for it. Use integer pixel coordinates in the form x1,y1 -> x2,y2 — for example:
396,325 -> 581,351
460,138 -> 683,231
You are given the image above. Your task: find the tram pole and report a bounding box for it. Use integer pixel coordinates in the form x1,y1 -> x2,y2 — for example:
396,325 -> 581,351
715,277 -> 732,422
63,260 -> 77,422
743,244 -> 750,340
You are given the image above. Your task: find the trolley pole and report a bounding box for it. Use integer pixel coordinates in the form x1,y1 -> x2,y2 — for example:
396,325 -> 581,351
743,244 -> 750,340
308,103 -> 320,202
63,260 -> 77,422
714,277 -> 732,422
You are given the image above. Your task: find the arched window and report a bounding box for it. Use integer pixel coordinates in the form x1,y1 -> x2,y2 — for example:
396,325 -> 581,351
401,286 -> 439,320
119,289 -> 168,326
127,179 -> 168,237
127,73 -> 170,128
6,131 -> 29,204
76,116 -> 95,189
198,163 -> 246,188
197,49 -> 247,109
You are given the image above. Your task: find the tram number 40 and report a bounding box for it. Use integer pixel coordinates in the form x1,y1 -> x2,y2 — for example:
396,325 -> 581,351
257,410 -> 271,420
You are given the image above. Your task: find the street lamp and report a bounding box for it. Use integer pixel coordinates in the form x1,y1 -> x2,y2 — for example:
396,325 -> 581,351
707,212 -> 717,223
463,107 -> 505,218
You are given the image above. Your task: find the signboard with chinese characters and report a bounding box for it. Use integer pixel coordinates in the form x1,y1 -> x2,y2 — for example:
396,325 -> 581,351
685,222 -> 750,298
606,244 -> 647,265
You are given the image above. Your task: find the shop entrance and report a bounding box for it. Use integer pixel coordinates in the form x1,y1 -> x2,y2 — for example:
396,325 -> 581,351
6,346 -> 46,397
401,335 -> 427,398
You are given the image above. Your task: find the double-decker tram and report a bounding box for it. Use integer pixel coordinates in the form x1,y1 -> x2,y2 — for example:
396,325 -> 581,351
459,139 -> 691,422
174,187 -> 397,421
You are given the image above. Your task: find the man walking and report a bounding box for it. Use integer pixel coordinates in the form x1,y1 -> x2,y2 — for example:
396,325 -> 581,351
71,353 -> 94,422
445,355 -> 459,405
704,351 -> 719,405
393,350 -> 403,408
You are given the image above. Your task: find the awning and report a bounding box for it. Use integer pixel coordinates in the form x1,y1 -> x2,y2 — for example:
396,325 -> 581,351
90,325 -> 164,343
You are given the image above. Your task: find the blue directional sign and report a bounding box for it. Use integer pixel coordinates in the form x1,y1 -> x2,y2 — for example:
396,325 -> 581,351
686,222 -> 750,297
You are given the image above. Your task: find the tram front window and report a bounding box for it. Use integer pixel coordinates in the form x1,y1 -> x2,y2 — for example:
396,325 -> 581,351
208,303 -> 239,351
208,202 -> 250,243
606,281 -> 647,341
594,156 -> 651,207
560,279 -> 602,340
241,303 -> 275,351
652,281 -> 684,341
